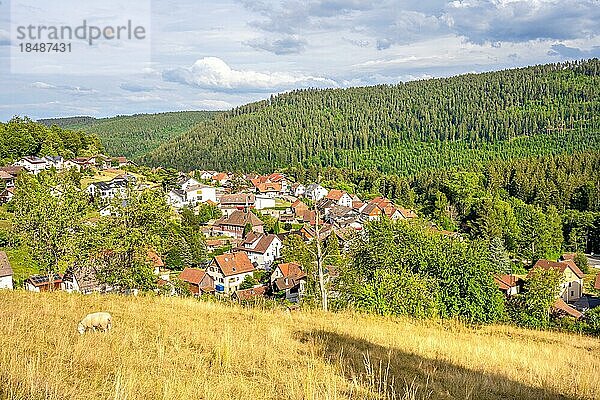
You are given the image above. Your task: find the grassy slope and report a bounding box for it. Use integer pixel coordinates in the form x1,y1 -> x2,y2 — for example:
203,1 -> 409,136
1,291 -> 598,400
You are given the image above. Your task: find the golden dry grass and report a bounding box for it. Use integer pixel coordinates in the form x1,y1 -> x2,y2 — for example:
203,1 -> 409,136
0,291 -> 599,400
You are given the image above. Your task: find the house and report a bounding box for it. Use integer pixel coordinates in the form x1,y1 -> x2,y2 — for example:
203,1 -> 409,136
212,173 -> 229,185
87,179 -> 128,200
61,265 -> 102,294
360,197 -> 417,221
207,252 -> 256,295
198,171 -> 216,181
255,195 -> 276,210
24,273 -> 62,292
304,184 -> 328,201
270,262 -> 307,303
0,170 -> 17,188
179,268 -> 215,295
213,210 -> 264,239
65,156 -> 96,171
325,190 -> 354,208
44,155 -> 64,170
179,177 -> 201,191
291,183 -> 306,198
0,251 -> 13,290
219,193 -> 256,216
494,274 -> 521,296
325,205 -> 362,229
206,238 -> 231,252
529,259 -> 585,302
169,184 -> 217,208
233,285 -> 269,301
292,199 -> 310,219
234,232 -> 282,270
112,156 -> 132,168
255,182 -> 282,198
0,187 -> 15,204
16,156 -> 48,174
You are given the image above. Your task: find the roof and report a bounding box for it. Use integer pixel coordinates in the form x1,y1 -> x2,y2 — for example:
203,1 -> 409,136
147,250 -> 165,268
214,210 -> 263,228
21,156 -> 46,164
256,182 -> 282,193
561,253 -> 576,261
179,268 -> 208,285
531,259 -> 585,280
292,199 -> 309,209
0,170 -> 14,180
552,298 -> 583,319
0,166 -> 23,175
236,232 -> 278,254
213,173 -> 228,181
26,273 -> 63,286
494,274 -> 518,291
220,193 -> 255,205
397,207 -> 418,219
62,265 -> 99,292
234,285 -> 268,300
326,189 -> 348,201
214,252 -> 255,276
276,262 -> 306,280
274,276 -> 304,290
0,251 -> 13,277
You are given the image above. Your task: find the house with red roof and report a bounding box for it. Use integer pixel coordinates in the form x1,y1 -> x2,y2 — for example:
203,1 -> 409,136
270,262 -> 307,303
207,252 -> 256,295
179,268 -> 214,295
325,189 -> 354,208
493,274 -> 522,296
213,210 -> 264,239
233,284 -> 269,301
529,259 -> 585,302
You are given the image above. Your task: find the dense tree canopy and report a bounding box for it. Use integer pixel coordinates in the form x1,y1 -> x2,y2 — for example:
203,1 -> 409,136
143,59 -> 600,174
0,117 -> 101,164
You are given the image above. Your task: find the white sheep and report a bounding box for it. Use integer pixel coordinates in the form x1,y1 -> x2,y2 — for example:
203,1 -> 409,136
77,312 -> 112,334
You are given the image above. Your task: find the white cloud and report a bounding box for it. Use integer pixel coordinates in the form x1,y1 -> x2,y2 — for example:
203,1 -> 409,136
29,82 -> 97,94
163,57 -> 337,92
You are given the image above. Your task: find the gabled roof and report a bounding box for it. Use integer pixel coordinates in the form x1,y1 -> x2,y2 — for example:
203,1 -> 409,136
21,156 -> 47,164
531,259 -> 585,280
214,252 -> 255,276
220,193 -> 255,205
212,173 -> 229,181
234,285 -> 268,300
291,199 -> 308,209
0,251 -> 13,278
25,273 -> 63,286
0,166 -> 23,176
236,232 -> 279,254
494,274 -> 519,291
147,250 -> 165,268
397,207 -> 418,219
179,268 -> 208,285
256,182 -> 282,193
326,189 -> 347,201
62,265 -> 99,292
552,298 -> 583,319
276,262 -> 306,280
215,210 -> 263,228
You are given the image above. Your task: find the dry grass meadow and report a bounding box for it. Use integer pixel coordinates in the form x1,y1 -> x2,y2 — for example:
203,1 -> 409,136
0,290 -> 599,400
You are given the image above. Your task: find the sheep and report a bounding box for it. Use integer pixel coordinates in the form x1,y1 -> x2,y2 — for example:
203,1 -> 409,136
77,312 -> 112,334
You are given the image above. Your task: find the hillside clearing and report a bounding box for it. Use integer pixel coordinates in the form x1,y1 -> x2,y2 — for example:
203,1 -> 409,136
0,291 -> 598,399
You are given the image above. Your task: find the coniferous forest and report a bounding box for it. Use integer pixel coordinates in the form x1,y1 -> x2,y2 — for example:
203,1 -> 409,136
141,59 -> 600,174
40,111 -> 217,160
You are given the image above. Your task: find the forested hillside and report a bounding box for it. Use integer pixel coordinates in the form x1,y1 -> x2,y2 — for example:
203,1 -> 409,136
0,117 -> 101,164
41,111 -> 217,160
142,59 -> 600,173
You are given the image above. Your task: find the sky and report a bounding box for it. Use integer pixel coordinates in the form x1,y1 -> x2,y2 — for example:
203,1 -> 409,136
1,0 -> 600,121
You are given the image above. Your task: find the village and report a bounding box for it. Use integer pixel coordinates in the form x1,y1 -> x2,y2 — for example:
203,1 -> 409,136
0,153 -> 599,323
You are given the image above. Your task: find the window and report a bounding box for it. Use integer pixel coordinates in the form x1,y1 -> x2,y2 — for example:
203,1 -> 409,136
568,282 -> 572,287
570,291 -> 574,297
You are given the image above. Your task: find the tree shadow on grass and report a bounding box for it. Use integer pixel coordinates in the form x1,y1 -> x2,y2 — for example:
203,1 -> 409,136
296,329 -> 581,400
